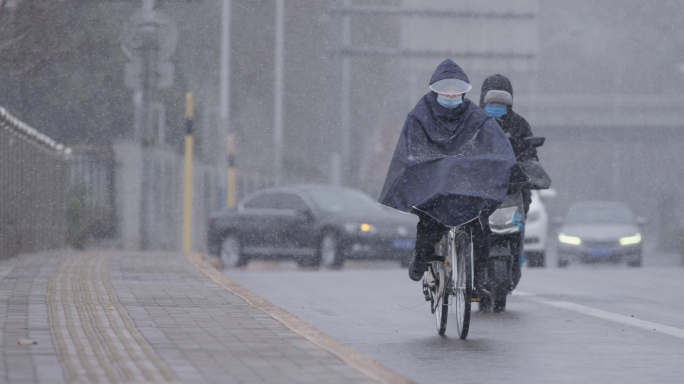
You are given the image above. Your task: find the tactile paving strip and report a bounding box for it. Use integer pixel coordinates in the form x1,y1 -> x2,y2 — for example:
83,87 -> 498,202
47,253 -> 178,383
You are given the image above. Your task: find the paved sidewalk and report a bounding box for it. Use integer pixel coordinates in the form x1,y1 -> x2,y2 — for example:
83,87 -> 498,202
0,251 -> 408,383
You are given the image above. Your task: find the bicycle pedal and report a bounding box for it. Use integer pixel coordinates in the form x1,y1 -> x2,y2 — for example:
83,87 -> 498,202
422,284 -> 432,302
427,255 -> 445,263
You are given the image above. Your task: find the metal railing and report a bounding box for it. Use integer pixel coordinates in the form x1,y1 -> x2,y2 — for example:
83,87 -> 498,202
0,107 -> 71,259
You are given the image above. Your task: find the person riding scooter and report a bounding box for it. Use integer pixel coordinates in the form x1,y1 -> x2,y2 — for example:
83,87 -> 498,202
481,74 -> 551,293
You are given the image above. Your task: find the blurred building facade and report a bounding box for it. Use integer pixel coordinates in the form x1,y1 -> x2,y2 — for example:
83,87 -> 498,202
207,0 -> 540,190
202,0 -> 684,237
2,0 -> 683,248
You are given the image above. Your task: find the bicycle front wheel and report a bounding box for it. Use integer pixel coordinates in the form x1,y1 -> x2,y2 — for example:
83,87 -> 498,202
453,230 -> 473,339
432,264 -> 449,335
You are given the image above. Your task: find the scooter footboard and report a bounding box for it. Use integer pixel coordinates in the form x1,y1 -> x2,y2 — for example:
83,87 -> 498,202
488,244 -> 512,259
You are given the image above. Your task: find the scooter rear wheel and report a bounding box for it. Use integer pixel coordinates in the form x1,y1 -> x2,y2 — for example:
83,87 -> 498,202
492,259 -> 509,313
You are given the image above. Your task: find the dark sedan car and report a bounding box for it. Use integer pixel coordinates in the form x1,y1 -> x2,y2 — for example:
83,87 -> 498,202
557,201 -> 644,267
208,185 -> 418,268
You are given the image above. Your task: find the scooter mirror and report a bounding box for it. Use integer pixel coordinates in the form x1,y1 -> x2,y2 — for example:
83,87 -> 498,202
552,216 -> 564,227
539,189 -> 557,200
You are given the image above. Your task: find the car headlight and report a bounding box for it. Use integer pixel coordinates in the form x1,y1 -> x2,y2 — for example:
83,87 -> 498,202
559,233 -> 582,245
344,223 -> 375,234
619,233 -> 641,246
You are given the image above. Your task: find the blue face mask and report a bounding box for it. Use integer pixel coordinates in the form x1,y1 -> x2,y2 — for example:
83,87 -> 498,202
484,104 -> 507,119
437,95 -> 463,109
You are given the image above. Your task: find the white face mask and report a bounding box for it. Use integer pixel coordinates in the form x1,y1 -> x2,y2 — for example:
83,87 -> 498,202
437,94 -> 463,109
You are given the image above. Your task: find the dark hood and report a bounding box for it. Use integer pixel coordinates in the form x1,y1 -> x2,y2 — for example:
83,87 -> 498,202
479,74 -> 513,107
429,59 -> 470,86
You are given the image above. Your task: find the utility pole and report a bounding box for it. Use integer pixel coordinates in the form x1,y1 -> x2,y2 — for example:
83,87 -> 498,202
227,134 -> 236,207
122,0 -> 177,144
122,0 -> 178,250
329,0 -> 344,186
273,0 -> 285,186
220,0 -> 232,206
183,93 -> 194,254
140,0 -> 155,144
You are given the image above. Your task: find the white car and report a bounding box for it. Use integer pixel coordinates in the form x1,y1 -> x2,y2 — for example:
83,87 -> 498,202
524,189 -> 556,267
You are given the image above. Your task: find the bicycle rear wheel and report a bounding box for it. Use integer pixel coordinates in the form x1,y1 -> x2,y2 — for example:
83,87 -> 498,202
453,230 -> 472,339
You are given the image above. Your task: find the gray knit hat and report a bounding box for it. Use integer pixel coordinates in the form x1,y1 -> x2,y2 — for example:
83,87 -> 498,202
483,90 -> 513,106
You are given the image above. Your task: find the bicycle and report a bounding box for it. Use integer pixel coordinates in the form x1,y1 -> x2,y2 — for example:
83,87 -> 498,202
422,227 -> 473,338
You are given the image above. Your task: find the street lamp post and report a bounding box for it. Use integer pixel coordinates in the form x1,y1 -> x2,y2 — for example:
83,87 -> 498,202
121,0 -> 178,249
330,0 -> 344,186
273,0 -> 285,186
220,0 -> 233,206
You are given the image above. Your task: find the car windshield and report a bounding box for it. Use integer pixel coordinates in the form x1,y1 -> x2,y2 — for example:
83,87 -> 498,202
565,205 -> 634,225
302,188 -> 383,214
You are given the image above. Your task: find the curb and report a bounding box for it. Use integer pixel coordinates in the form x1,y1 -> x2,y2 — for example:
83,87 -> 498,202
186,253 -> 415,384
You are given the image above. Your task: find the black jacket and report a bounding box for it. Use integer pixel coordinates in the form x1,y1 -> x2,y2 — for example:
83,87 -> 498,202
378,60 -> 523,228
498,111 -> 538,163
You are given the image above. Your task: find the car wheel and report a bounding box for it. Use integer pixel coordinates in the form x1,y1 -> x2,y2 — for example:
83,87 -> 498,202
557,258 -> 569,268
526,252 -> 546,268
320,232 -> 344,269
627,253 -> 642,268
220,235 -> 248,268
296,250 -> 322,267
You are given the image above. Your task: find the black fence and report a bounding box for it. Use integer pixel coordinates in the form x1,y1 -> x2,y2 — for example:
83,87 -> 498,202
0,107 -> 71,259
68,146 -> 117,248
70,141 -> 270,252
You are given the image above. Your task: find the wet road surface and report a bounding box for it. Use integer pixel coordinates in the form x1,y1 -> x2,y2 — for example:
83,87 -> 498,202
225,250 -> 684,384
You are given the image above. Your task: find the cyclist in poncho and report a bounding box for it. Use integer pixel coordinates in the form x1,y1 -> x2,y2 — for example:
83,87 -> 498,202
378,59 -> 525,295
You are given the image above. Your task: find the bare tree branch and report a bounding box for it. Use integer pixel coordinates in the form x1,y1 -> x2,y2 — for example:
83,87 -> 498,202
0,0 -> 9,17
13,37 -> 60,75
0,0 -> 69,72
0,30 -> 25,50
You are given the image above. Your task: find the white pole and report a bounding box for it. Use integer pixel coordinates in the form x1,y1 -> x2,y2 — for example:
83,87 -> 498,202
220,0 -> 230,135
341,8 -> 350,185
142,0 -> 154,12
220,0 -> 231,203
330,0 -> 343,186
273,0 -> 285,186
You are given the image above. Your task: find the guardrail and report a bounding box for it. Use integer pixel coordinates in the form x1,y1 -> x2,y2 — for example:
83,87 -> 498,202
0,107 -> 71,259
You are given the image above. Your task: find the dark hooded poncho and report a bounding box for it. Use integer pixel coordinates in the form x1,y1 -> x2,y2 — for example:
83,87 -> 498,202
378,60 -> 520,227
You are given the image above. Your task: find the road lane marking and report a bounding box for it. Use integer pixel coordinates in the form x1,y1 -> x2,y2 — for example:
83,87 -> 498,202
47,253 -> 179,383
187,253 -> 416,384
514,290 -> 684,339
544,301 -> 684,339
512,290 -> 535,296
